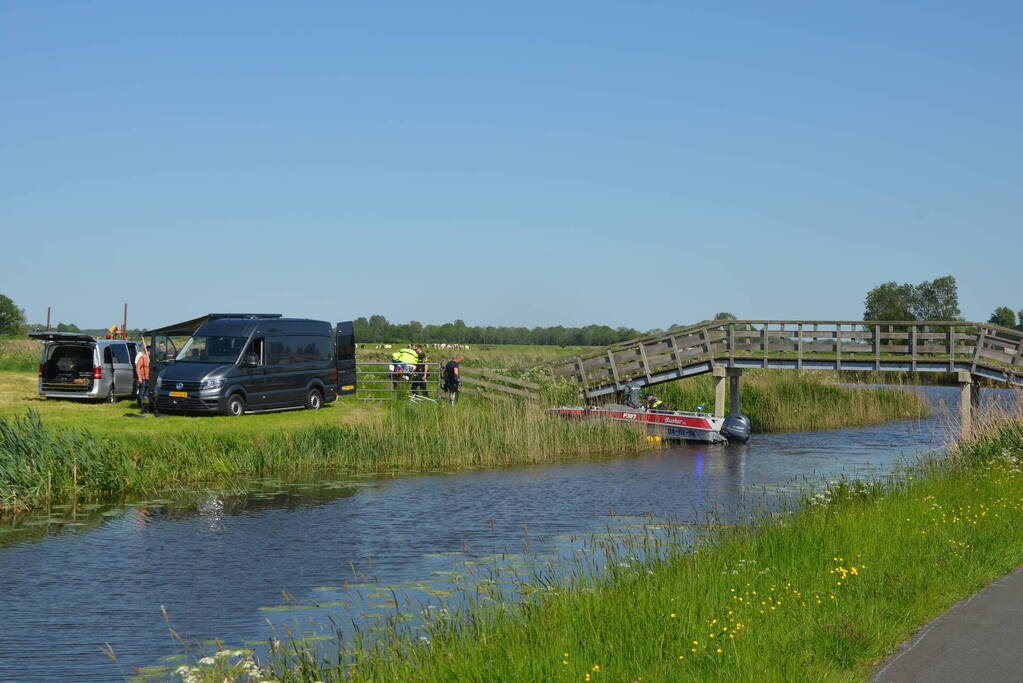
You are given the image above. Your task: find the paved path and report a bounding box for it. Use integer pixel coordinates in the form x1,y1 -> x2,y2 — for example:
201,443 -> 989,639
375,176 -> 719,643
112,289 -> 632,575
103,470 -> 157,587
873,566 -> 1023,682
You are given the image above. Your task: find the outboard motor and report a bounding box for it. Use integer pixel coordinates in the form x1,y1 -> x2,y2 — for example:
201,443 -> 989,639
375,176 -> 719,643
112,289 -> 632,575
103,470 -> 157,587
721,414 -> 752,444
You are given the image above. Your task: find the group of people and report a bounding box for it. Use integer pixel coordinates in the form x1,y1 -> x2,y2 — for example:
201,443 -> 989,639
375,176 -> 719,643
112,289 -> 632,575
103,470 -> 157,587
619,375 -> 667,412
391,344 -> 464,404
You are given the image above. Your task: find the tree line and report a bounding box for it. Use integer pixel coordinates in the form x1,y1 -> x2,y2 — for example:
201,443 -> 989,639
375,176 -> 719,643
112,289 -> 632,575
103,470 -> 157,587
352,315 -> 642,346
863,275 -> 1021,329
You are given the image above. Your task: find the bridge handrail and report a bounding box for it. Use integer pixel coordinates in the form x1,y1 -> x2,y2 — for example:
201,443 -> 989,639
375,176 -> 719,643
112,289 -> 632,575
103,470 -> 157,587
530,319 -> 1023,395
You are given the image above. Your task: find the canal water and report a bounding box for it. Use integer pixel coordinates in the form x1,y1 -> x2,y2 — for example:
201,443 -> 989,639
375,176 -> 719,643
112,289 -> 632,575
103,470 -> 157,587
0,386 -> 1009,681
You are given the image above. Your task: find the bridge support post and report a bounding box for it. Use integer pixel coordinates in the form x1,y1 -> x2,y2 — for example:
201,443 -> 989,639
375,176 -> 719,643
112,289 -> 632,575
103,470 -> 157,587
713,366 -> 726,417
958,371 -> 974,437
728,368 -> 743,415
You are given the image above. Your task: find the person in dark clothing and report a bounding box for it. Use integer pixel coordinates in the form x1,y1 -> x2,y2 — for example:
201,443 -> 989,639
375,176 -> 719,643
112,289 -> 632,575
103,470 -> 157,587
621,376 -> 642,409
411,345 -> 429,397
645,394 -> 667,412
442,354 -> 464,405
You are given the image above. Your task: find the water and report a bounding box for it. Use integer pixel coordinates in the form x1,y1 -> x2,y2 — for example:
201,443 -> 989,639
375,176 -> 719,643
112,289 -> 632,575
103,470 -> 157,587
0,386 -> 1009,680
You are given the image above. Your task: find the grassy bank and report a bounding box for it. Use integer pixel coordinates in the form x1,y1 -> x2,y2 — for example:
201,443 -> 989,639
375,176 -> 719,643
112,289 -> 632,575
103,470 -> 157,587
0,401 -> 650,514
233,413 -> 1023,681
652,370 -> 929,432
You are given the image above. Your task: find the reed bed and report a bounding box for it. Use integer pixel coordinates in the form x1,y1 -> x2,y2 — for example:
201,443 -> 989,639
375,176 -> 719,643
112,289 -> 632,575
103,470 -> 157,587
0,339 -> 39,373
0,402 -> 650,514
652,370 -> 929,432
234,406 -> 1023,682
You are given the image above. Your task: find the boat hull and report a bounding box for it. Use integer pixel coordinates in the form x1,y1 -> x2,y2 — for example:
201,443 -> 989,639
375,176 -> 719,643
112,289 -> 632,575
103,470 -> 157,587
548,405 -> 728,443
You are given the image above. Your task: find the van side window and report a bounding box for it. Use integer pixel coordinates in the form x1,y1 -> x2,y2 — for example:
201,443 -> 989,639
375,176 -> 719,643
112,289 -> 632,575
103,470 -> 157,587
270,335 -> 330,364
111,344 -> 131,365
103,347 -> 114,364
244,337 -> 265,366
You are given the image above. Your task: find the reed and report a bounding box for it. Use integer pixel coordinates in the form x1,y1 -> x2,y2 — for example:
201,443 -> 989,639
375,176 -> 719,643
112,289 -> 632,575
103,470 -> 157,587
651,370 -> 929,432
249,408 -> 1023,682
0,401 -> 650,514
0,339 -> 39,373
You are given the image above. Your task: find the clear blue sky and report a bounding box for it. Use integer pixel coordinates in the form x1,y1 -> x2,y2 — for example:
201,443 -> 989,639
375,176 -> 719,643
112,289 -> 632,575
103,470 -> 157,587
2,1 -> 1020,331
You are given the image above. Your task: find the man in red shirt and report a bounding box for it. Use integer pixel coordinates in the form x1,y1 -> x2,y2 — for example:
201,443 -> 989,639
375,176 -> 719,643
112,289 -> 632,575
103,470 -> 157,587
135,344 -> 151,412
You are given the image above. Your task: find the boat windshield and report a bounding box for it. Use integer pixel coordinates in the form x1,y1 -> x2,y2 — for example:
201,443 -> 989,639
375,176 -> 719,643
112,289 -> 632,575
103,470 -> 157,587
175,335 -> 248,363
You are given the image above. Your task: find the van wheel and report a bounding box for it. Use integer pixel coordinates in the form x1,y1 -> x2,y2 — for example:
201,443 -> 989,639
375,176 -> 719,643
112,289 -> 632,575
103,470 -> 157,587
305,388 -> 323,410
225,394 -> 245,417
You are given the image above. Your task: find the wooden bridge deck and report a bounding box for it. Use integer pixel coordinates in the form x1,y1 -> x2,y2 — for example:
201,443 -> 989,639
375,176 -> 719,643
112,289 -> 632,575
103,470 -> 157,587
533,320 -> 1023,399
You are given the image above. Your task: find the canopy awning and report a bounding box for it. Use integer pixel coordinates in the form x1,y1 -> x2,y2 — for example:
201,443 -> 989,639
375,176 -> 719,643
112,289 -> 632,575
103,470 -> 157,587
144,313 -> 282,337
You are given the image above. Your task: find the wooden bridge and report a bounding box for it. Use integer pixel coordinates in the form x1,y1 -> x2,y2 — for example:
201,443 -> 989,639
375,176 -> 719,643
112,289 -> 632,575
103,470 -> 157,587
534,320 -> 1023,433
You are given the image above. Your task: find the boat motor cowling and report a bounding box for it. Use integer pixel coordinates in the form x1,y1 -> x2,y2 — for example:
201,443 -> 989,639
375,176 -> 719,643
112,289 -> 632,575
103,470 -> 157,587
721,414 -> 751,444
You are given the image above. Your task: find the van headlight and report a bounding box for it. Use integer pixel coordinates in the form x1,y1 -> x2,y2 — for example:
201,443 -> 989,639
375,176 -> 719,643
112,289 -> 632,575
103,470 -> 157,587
201,378 -> 225,391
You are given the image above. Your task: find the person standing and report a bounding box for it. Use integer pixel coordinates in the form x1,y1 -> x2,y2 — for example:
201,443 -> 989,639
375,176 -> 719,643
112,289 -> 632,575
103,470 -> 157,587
621,375 -> 642,409
134,343 -> 151,412
442,353 -> 464,405
411,344 -> 430,397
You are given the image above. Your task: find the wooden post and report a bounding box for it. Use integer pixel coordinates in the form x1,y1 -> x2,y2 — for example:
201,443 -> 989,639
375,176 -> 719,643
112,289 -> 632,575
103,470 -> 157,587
713,366 -> 726,417
761,324 -> 769,368
728,367 -> 743,415
727,324 -> 735,365
575,355 -> 590,401
835,323 -> 842,370
122,303 -> 128,336
910,324 -> 918,371
874,324 -> 881,370
46,307 -> 51,332
638,343 -> 653,383
796,323 -> 804,369
948,325 -> 956,371
607,350 -> 621,388
669,335 -> 684,375
959,371 -> 973,438
972,327 -> 986,373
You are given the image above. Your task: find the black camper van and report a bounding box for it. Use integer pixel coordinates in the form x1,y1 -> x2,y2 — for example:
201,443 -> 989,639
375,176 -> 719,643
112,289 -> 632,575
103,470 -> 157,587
153,315 -> 356,416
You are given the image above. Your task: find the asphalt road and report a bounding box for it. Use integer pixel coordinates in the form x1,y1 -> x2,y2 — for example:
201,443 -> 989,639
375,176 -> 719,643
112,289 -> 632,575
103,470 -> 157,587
873,566 -> 1023,682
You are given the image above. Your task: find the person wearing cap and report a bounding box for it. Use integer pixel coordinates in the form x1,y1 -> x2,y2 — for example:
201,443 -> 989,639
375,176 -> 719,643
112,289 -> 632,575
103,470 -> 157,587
645,393 -> 666,412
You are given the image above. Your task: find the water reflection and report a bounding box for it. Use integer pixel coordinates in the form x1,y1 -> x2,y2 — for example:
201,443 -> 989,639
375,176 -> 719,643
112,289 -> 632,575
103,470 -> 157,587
0,386 -> 1014,681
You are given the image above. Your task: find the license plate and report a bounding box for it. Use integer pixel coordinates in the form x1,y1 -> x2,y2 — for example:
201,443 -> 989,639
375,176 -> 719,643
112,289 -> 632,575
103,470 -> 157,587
169,391 -> 188,398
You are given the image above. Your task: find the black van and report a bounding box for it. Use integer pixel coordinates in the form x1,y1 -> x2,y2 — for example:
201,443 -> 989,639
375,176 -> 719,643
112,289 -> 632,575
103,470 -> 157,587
154,316 -> 356,416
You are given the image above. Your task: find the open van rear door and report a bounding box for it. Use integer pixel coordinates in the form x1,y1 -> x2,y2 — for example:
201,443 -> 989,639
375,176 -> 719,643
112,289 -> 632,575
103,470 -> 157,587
336,321 -> 356,395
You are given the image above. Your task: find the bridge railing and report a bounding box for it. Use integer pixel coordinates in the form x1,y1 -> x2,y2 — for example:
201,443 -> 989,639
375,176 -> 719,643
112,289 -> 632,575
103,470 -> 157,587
542,321 -> 1023,395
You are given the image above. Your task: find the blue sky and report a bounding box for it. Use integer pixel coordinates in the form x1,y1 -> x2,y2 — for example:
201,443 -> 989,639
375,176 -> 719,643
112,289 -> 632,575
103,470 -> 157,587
2,1 -> 1020,331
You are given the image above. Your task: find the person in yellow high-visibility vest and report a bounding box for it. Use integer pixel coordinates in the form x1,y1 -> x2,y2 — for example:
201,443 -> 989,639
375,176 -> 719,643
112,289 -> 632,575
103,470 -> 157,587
391,345 -> 418,374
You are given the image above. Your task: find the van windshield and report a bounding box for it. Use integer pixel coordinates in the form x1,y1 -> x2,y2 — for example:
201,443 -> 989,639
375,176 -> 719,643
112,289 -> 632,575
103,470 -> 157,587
175,335 -> 248,363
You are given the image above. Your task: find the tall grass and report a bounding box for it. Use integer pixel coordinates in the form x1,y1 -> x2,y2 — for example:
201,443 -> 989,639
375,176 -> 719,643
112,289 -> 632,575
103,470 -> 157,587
0,402 -> 650,514
651,370 -> 929,432
0,339 -> 39,372
244,409 -> 1023,682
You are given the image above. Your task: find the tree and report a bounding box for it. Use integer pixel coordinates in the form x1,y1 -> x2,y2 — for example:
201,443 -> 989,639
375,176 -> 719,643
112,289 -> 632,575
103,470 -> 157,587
864,282 -> 916,321
864,276 -> 961,322
911,275 -> 960,321
56,322 -> 81,332
0,294 -> 26,336
713,312 -> 737,320
989,307 -> 1016,329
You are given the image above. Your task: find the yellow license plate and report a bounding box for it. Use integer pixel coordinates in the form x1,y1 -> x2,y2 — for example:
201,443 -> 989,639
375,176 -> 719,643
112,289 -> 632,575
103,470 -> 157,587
169,391 -> 188,398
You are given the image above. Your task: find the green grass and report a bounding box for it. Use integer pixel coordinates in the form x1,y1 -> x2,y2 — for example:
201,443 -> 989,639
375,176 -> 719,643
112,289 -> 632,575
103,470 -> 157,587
0,339 -> 39,372
651,371 -> 929,432
239,413 -> 1023,682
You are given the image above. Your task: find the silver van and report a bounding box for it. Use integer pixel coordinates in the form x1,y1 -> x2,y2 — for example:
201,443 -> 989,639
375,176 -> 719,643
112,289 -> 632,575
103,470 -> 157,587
29,332 -> 141,402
